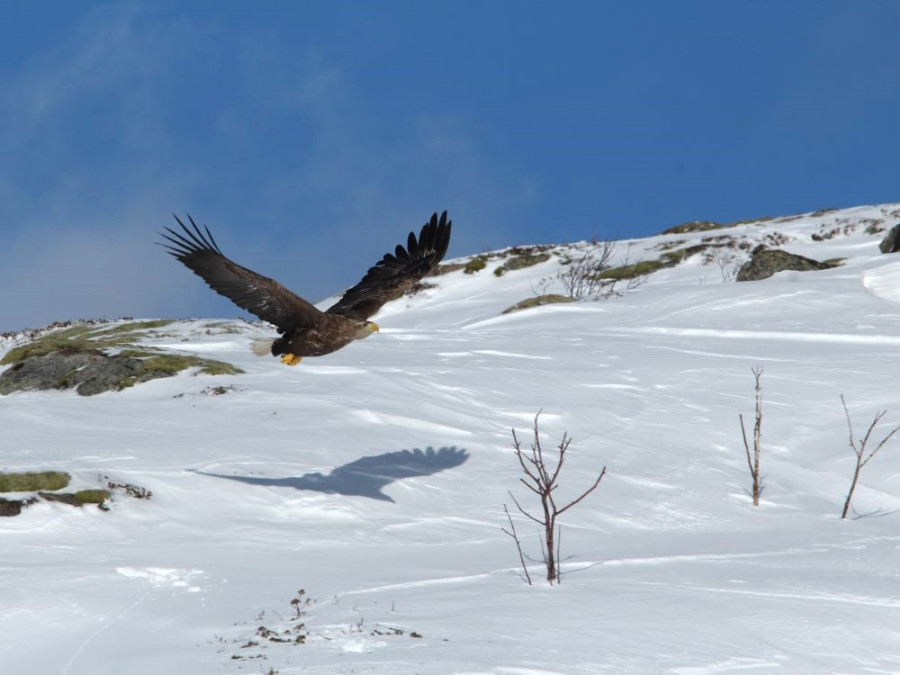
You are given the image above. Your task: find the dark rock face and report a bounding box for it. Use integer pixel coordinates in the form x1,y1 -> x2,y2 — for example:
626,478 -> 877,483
0,350 -> 144,396
879,224 -> 900,254
736,248 -> 835,282
0,496 -> 37,516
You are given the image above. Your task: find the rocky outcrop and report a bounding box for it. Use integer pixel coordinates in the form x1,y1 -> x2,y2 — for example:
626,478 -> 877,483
736,247 -> 840,282
879,224 -> 900,254
0,497 -> 37,516
0,348 -> 243,396
0,320 -> 244,396
0,349 -> 144,396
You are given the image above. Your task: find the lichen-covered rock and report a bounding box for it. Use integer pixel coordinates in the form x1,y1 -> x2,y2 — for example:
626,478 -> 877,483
736,248 -> 837,282
0,319 -> 244,396
0,497 -> 37,517
0,348 -> 243,396
879,224 -> 900,254
0,350 -> 143,395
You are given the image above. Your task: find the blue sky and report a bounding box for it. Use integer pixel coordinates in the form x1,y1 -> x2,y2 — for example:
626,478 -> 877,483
1,1 -> 898,332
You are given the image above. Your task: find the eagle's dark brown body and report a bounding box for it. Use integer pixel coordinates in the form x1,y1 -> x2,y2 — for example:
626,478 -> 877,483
274,313 -> 376,359
160,212 -> 452,365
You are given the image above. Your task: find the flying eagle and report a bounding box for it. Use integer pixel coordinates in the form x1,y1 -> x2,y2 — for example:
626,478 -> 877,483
160,211 -> 452,365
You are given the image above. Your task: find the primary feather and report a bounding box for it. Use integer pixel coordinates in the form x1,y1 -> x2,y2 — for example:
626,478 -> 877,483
326,211 -> 452,321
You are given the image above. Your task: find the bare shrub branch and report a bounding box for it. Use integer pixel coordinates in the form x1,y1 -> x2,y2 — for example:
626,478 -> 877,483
738,366 -> 764,506
501,504 -> 532,585
709,248 -> 741,282
504,410 -> 606,584
556,238 -> 616,300
537,238 -> 650,302
839,395 -> 900,519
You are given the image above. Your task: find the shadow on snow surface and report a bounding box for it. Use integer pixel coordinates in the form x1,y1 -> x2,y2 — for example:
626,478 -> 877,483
194,446 -> 469,502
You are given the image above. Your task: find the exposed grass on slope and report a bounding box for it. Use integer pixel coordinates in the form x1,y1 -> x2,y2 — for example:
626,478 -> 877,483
596,258 -> 670,280
138,354 -> 243,379
494,253 -> 552,277
1,320 -> 176,365
0,471 -> 71,492
502,294 -> 575,314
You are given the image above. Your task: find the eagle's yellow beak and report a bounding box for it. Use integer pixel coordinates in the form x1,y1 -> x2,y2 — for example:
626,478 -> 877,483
368,322 -> 380,333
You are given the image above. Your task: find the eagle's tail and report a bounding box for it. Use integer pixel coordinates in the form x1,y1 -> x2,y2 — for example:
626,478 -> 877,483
250,338 -> 275,357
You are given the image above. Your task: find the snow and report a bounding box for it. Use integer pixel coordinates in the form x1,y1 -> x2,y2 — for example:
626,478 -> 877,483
3,204 -> 900,673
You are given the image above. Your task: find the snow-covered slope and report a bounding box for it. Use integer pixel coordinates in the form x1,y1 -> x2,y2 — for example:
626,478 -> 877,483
4,204 -> 900,674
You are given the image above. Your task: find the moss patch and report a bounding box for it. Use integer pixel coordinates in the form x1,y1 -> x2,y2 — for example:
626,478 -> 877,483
659,215 -> 775,236
40,489 -> 112,507
659,220 -> 725,235
494,253 -> 551,277
810,208 -> 838,217
464,257 -> 488,274
724,216 -> 775,227
2,326 -> 101,364
0,472 -> 151,516
115,354 -> 243,390
141,354 -> 206,377
439,244 -> 557,278
502,294 -> 575,314
596,259 -> 668,280
73,489 -> 112,505
655,239 -> 686,251
117,348 -> 164,359
0,471 -> 71,492
199,359 -> 244,375
659,244 -> 712,265
94,319 -> 174,336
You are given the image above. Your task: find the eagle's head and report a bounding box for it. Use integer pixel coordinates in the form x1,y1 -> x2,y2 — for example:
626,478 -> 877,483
355,321 -> 379,340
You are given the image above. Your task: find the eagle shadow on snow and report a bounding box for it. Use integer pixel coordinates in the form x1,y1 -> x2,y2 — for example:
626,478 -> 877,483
195,446 -> 468,502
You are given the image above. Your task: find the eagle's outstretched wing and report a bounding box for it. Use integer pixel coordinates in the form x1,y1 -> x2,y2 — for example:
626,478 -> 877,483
326,211 -> 452,321
159,215 -> 323,332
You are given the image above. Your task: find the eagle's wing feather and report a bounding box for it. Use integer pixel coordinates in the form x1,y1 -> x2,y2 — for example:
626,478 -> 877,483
160,215 -> 323,331
325,211 -> 452,321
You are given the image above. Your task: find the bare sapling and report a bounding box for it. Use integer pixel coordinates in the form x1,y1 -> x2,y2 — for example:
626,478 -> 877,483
554,238 -> 617,300
739,366 -> 764,506
710,248 -> 740,282
839,395 -> 900,519
504,411 -> 606,584
501,504 -> 532,585
537,238 -> 648,301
